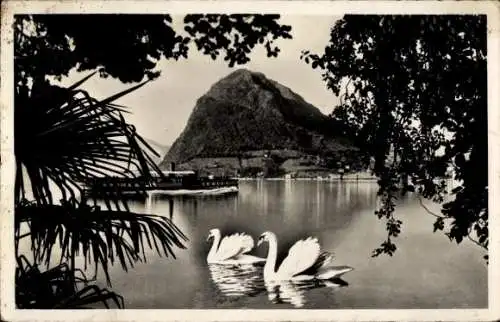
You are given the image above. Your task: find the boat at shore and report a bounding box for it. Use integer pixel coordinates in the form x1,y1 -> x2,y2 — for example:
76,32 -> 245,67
83,169 -> 239,198
147,186 -> 238,197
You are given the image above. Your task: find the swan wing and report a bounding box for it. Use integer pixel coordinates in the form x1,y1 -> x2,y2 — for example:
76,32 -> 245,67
299,251 -> 334,276
215,234 -> 242,260
216,233 -> 254,261
277,237 -> 321,278
238,234 -> 255,254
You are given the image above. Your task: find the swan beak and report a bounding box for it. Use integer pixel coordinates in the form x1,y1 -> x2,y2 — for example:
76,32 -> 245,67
257,237 -> 264,247
206,235 -> 212,243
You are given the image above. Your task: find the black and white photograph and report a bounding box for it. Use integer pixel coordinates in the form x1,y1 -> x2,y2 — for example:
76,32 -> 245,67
1,1 -> 499,321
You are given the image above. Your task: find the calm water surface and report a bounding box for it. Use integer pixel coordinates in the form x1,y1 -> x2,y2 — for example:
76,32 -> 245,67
97,181 -> 487,309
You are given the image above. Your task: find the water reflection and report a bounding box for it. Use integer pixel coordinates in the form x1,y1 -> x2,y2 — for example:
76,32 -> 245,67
146,193 -> 175,219
208,263 -> 265,297
208,262 -> 350,308
265,278 -> 349,308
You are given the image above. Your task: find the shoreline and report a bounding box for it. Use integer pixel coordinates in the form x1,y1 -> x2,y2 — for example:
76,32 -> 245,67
237,175 -> 378,182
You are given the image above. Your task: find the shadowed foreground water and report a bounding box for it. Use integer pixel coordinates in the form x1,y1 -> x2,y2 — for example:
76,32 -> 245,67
96,181 -> 487,309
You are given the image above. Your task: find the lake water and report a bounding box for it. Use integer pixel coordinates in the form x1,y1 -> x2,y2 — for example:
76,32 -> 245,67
96,180 -> 487,309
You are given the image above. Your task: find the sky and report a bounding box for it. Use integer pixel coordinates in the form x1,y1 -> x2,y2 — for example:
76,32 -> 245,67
56,15 -> 342,146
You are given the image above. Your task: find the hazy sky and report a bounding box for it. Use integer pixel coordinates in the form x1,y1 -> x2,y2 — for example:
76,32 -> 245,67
56,15 -> 342,146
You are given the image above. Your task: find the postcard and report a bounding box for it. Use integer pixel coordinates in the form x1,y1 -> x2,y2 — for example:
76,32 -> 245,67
1,1 -> 499,321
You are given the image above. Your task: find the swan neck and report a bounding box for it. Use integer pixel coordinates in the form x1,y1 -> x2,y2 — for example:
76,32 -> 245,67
263,235 -> 278,278
207,231 -> 221,260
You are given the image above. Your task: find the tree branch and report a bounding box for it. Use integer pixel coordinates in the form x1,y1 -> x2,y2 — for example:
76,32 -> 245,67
339,77 -> 354,107
418,196 -> 446,218
467,227 -> 488,251
467,234 -> 487,250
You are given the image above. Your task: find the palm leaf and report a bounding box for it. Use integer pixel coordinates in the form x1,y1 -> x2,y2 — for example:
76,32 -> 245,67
16,255 -> 124,309
67,71 -> 98,91
14,72 -> 186,309
15,77 -> 162,208
16,201 -> 188,286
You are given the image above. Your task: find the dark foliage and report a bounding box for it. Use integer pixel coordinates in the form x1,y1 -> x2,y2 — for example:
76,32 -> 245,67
184,14 -> 292,66
302,15 -> 487,259
16,255 -> 124,309
15,15 -> 187,83
15,14 -> 291,84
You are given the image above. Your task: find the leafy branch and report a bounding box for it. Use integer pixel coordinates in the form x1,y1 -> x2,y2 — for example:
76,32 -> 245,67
302,15 -> 488,261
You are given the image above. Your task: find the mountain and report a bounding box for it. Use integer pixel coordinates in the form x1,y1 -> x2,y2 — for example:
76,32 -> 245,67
143,138 -> 170,165
160,69 -> 361,176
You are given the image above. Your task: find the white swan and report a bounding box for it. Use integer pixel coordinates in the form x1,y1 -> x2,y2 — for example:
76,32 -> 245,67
206,229 -> 266,264
257,231 -> 353,281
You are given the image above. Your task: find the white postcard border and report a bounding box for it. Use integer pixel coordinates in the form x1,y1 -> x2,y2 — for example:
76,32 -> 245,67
1,1 -> 499,321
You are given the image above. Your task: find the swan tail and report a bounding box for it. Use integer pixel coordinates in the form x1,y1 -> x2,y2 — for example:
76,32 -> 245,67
316,265 -> 354,280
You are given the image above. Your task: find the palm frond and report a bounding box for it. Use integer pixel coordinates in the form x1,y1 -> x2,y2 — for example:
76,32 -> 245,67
16,200 -> 188,286
67,71 -> 98,91
15,72 -> 182,309
15,77 -> 163,208
16,255 -> 124,309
